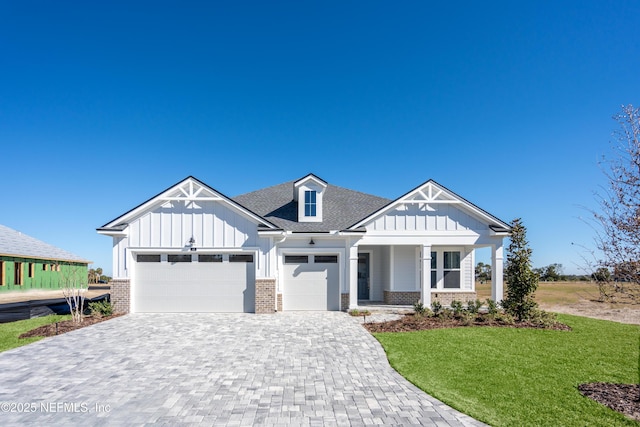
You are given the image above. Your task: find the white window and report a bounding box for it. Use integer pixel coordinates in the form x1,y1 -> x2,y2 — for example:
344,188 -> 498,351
304,190 -> 317,217
443,251 -> 461,289
430,252 -> 437,288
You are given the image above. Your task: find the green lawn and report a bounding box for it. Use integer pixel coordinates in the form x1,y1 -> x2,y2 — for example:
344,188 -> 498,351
0,315 -> 70,353
374,314 -> 640,427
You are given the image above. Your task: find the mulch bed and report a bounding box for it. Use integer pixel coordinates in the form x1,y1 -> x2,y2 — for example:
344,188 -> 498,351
363,313 -> 571,333
579,383 -> 640,421
19,314 -> 123,339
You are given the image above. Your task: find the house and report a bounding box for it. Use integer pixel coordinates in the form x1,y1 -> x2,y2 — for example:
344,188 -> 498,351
0,224 -> 90,292
98,175 -> 510,314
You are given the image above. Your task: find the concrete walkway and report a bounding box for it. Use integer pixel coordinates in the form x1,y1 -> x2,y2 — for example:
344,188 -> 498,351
0,313 -> 486,426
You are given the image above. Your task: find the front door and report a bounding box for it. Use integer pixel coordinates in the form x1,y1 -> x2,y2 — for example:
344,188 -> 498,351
358,253 -> 370,300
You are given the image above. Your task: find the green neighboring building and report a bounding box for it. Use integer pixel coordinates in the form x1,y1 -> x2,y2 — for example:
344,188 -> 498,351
0,224 -> 90,292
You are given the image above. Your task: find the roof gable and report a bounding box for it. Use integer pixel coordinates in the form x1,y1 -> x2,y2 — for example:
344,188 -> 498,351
98,176 -> 278,233
348,180 -> 511,231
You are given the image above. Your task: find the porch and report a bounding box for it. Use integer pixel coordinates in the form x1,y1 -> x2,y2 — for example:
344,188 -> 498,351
344,243 -> 504,310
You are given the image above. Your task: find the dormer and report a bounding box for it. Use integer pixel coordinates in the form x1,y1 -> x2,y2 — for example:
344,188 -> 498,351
293,174 -> 327,223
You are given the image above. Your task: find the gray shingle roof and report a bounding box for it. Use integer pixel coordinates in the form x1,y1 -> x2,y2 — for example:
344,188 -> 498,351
0,224 -> 90,263
233,180 -> 391,232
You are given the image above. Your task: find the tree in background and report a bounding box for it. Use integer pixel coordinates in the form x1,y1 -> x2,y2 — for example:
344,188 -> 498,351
534,263 -> 564,281
593,104 -> 640,302
475,262 -> 491,283
502,218 -> 539,321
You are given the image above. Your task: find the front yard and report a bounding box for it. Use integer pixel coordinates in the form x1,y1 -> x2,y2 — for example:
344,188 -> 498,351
0,315 -> 70,352
374,314 -> 639,426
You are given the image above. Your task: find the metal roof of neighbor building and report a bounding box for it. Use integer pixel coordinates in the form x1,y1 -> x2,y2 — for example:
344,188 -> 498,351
0,224 -> 90,263
233,180 -> 391,232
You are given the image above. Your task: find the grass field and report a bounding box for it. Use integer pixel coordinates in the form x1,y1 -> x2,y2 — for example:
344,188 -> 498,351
374,314 -> 640,426
0,315 -> 70,353
476,280 -> 627,306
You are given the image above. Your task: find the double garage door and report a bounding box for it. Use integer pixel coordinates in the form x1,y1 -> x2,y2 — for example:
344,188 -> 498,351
132,252 -> 340,312
133,253 -> 255,313
282,254 -> 339,311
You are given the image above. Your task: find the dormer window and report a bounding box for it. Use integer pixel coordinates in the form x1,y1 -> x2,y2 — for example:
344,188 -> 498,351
294,174 -> 327,223
304,191 -> 317,217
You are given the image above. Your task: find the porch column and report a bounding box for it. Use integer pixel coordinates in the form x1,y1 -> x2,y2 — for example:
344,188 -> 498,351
421,245 -> 432,307
491,242 -> 504,302
348,241 -> 359,309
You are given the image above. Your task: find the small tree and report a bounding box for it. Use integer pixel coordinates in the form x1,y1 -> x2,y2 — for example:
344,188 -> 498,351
58,262 -> 88,324
592,104 -> 640,302
503,218 -> 539,321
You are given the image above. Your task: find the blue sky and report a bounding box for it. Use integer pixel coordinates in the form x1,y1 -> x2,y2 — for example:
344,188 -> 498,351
1,1 -> 639,276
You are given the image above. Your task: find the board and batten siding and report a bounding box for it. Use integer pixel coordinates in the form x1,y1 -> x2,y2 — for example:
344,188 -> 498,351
128,201 -> 259,248
368,203 -> 488,233
112,200 -> 270,279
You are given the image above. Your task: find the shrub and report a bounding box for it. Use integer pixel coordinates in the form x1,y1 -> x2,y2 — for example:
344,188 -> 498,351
486,299 -> 499,316
413,300 -> 426,316
348,309 -> 370,317
494,311 -> 515,325
431,301 -> 443,316
88,300 -> 113,317
450,300 -> 464,318
467,299 -> 483,314
527,309 -> 560,328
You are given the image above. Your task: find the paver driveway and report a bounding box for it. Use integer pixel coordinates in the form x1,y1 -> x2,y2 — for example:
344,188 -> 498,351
0,313 -> 485,426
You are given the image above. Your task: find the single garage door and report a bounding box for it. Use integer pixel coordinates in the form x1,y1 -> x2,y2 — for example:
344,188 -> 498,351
282,254 -> 339,311
133,253 -> 255,313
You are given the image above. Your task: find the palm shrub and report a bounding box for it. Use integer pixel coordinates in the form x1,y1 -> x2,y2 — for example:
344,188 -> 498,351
502,218 -> 539,321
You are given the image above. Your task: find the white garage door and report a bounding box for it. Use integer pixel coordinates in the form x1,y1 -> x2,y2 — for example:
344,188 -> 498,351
133,253 -> 255,313
282,254 -> 339,311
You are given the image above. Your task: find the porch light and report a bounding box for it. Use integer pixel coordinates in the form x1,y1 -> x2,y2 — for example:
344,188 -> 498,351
188,237 -> 195,246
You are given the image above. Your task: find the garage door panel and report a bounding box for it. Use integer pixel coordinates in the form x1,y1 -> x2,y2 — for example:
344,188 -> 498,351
283,257 -> 339,311
134,258 -> 255,313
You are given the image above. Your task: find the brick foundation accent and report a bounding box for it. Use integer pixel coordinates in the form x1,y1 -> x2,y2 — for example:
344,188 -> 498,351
277,293 -> 283,312
109,279 -> 131,314
255,278 -> 276,314
384,291 -> 421,305
341,293 -> 350,311
431,292 -> 477,306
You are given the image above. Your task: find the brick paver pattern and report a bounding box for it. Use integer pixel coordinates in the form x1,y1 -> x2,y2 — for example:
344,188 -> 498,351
0,312 -> 486,426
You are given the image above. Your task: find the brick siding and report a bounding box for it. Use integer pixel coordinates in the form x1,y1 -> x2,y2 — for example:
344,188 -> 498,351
255,278 -> 276,314
341,293 -> 349,311
431,292 -> 477,306
383,291 -> 421,305
277,293 -> 282,312
109,279 -> 130,314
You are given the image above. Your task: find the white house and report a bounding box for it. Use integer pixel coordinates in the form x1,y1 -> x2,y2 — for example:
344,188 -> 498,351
98,174 -> 510,313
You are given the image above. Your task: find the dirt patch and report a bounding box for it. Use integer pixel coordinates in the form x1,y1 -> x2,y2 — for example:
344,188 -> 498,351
541,300 -> 640,325
579,383 -> 640,422
19,314 -> 123,339
364,313 -> 570,333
